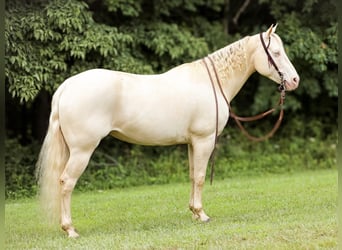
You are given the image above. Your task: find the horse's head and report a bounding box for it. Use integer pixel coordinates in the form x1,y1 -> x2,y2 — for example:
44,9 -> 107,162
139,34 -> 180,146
253,24 -> 299,91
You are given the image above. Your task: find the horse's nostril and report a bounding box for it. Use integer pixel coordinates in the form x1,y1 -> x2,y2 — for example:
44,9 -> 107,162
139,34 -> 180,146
293,77 -> 299,84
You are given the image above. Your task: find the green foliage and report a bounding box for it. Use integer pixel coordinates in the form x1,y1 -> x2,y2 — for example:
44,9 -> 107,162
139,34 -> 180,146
77,140 -> 189,190
5,139 -> 40,199
281,15 -> 337,98
104,0 -> 142,16
5,0 -> 143,102
134,22 -> 209,70
216,124 -> 337,179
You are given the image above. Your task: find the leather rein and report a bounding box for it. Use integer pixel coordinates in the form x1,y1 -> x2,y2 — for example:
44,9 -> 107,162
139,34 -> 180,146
203,32 -> 286,184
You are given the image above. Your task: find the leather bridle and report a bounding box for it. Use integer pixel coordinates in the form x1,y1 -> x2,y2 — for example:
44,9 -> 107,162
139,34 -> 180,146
259,32 -> 286,92
203,32 -> 286,184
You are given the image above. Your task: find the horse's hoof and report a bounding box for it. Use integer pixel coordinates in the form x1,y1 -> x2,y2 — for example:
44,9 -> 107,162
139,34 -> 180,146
199,214 -> 210,223
197,210 -> 210,222
67,229 -> 80,238
202,217 -> 211,223
191,211 -> 210,222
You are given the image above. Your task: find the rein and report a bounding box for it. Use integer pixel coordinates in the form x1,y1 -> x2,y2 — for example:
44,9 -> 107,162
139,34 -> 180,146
202,32 -> 286,184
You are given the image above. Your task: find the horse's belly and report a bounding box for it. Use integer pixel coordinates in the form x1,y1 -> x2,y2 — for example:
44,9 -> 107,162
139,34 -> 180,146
110,118 -> 191,146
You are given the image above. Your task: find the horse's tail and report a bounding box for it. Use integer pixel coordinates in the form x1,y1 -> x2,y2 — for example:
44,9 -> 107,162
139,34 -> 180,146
36,83 -> 69,224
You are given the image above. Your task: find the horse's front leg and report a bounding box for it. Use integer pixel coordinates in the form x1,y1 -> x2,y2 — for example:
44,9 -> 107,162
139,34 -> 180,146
188,144 -> 196,219
188,137 -> 215,222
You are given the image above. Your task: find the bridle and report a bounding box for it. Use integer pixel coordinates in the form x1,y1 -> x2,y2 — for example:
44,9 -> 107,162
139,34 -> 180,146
202,32 -> 287,184
259,32 -> 286,93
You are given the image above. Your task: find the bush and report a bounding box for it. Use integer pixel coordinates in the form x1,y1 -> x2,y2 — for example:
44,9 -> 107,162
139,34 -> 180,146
78,140 -> 189,191
215,116 -> 337,179
5,139 -> 40,199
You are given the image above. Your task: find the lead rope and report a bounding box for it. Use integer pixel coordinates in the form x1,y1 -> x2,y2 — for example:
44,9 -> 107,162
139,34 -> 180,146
202,57 -> 219,185
230,97 -> 285,142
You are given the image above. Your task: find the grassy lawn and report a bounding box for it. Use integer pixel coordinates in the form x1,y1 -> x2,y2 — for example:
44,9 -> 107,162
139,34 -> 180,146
5,169 -> 337,249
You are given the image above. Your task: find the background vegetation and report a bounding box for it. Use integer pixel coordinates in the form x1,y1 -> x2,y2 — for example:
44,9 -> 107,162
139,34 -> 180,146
5,0 -> 337,199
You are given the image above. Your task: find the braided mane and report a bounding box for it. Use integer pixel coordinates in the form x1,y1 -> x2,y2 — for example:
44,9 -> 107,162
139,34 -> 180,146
208,36 -> 249,83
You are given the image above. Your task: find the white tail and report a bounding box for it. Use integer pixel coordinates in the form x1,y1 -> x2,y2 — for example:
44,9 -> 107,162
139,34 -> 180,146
36,84 -> 69,224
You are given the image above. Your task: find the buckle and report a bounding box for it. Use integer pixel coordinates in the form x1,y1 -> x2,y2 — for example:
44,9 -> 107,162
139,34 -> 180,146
278,84 -> 285,92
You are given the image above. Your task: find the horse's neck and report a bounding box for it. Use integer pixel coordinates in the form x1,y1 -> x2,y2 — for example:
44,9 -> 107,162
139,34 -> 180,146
208,35 -> 255,102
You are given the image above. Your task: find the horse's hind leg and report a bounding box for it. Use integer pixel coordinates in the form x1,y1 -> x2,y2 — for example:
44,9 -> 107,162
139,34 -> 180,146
59,145 -> 97,238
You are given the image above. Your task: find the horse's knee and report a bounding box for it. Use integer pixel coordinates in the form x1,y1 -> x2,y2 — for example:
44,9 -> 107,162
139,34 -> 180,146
194,174 -> 205,186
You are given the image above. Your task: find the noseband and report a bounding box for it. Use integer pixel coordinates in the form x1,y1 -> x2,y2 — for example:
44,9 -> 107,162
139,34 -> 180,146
203,32 -> 286,184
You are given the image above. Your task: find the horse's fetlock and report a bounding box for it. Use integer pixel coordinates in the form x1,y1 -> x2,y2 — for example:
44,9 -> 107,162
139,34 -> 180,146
189,205 -> 202,215
61,223 -> 71,232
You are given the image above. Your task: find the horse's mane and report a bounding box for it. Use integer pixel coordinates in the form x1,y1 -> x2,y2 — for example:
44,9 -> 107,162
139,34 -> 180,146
208,36 -> 249,82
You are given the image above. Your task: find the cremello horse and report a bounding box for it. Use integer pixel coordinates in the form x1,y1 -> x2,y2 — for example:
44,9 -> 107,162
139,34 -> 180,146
36,25 -> 299,237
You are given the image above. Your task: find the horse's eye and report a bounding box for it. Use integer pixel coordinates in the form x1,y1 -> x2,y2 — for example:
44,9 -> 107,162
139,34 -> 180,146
273,51 -> 280,57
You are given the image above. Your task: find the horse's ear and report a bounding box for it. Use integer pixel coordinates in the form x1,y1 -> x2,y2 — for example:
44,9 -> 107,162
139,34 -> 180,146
272,23 -> 278,32
265,23 -> 278,38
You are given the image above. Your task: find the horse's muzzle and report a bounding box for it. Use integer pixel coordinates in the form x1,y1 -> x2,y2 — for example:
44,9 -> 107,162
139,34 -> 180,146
284,76 -> 299,91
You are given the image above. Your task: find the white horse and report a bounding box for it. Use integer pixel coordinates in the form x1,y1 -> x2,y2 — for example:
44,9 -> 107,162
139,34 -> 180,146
36,24 -> 299,238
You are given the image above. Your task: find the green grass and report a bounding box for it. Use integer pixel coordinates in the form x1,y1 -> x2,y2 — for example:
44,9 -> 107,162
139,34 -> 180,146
5,169 -> 337,249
